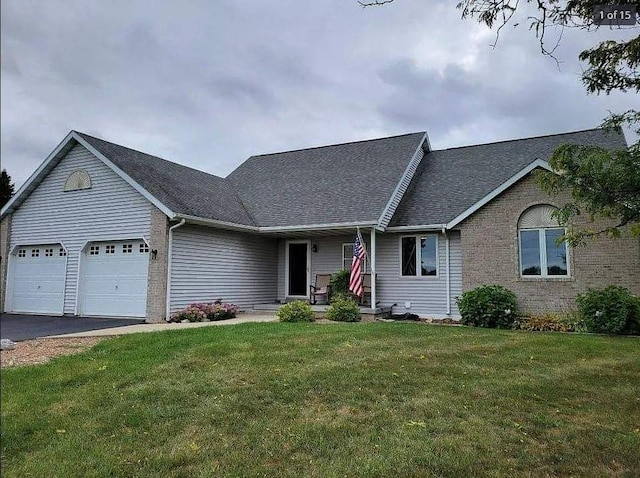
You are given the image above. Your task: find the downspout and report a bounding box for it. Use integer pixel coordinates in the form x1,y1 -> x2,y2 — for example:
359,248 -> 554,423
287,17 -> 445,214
370,227 -> 376,310
442,226 -> 451,316
165,219 -> 186,321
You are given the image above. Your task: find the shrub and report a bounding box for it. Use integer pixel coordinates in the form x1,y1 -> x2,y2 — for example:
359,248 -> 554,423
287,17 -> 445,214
169,305 -> 207,322
576,286 -> 640,335
516,313 -> 577,332
168,301 -> 238,322
456,285 -> 518,329
326,295 -> 361,322
330,270 -> 350,298
277,300 -> 315,323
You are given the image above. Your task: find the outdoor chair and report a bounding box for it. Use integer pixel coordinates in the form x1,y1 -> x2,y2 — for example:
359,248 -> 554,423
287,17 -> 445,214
309,274 -> 332,304
350,273 -> 373,306
361,273 -> 372,306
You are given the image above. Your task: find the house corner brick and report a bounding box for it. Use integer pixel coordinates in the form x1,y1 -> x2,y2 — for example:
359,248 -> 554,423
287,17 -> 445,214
0,214 -> 11,312
458,173 -> 640,315
145,207 -> 169,323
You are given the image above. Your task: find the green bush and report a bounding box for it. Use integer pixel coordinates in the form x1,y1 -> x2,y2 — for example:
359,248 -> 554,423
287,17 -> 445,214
330,270 -> 350,298
277,300 -> 315,323
456,285 -> 518,329
326,295 -> 361,322
576,286 -> 640,335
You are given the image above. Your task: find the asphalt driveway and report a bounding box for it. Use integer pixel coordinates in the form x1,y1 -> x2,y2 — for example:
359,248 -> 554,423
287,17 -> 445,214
0,314 -> 145,341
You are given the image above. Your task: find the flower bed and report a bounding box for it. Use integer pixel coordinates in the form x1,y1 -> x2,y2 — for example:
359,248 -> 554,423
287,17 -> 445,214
168,301 -> 239,323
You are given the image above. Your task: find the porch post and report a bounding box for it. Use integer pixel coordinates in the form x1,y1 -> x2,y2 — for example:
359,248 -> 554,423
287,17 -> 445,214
370,228 -> 376,309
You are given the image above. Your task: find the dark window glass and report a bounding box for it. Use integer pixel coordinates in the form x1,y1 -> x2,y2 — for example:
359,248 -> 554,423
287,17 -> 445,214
545,228 -> 568,275
420,236 -> 437,276
520,230 -> 541,275
401,237 -> 416,276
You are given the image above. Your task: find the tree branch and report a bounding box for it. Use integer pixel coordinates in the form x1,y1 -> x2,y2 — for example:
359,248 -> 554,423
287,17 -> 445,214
358,0 -> 394,7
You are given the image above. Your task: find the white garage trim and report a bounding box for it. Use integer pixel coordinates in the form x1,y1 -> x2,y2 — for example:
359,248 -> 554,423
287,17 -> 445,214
74,236 -> 150,316
5,242 -> 68,315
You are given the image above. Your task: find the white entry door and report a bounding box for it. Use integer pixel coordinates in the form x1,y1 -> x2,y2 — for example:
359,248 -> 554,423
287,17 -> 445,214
80,240 -> 149,318
9,245 -> 67,315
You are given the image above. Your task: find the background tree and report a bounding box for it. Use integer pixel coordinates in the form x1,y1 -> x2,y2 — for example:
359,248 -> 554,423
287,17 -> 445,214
1,169 -> 15,208
361,0 -> 640,245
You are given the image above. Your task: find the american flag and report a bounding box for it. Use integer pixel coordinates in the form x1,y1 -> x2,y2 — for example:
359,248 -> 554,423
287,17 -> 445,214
348,232 -> 366,297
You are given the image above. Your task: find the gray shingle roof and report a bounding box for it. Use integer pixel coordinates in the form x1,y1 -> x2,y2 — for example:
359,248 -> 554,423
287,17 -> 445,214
76,132 -> 256,226
390,128 -> 628,227
227,132 -> 426,227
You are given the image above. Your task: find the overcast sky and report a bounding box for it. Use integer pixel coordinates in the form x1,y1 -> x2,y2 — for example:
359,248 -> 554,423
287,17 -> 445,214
2,0 -> 637,188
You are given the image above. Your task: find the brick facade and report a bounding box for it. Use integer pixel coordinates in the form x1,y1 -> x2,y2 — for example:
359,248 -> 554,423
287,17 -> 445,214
458,171 -> 640,314
0,214 -> 11,312
145,207 -> 169,323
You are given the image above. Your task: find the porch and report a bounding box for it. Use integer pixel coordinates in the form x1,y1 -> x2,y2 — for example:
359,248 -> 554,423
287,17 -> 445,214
252,302 -> 393,321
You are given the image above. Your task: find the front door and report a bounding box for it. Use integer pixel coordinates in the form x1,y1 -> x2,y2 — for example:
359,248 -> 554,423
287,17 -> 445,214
287,241 -> 309,297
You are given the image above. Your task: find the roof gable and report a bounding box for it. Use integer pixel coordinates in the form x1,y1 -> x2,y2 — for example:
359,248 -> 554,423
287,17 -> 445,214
389,128 -> 628,228
227,132 -> 427,228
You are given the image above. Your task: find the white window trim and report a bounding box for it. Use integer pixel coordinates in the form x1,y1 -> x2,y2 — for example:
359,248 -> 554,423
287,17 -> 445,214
342,242 -> 368,272
518,228 -> 571,278
399,234 -> 439,278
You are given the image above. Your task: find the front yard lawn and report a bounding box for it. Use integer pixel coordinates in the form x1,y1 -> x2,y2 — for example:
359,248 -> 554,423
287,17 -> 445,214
2,323 -> 639,477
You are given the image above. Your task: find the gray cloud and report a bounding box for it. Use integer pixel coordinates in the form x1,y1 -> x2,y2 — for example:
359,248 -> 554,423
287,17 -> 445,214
1,0 -> 637,188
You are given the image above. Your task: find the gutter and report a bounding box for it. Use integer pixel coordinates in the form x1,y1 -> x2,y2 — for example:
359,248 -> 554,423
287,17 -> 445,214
385,224 -> 447,233
165,218 -> 186,321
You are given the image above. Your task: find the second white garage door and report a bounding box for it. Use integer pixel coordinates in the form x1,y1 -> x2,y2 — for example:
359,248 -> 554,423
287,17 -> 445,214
79,240 -> 149,318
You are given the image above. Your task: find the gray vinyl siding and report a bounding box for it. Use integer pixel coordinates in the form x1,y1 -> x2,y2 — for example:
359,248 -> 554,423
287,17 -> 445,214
277,239 -> 286,300
9,143 -> 152,314
312,235 -> 365,275
376,231 -> 462,318
170,225 -> 278,311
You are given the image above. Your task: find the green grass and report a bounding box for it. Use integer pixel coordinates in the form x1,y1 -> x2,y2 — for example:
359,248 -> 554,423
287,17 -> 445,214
2,323 -> 639,477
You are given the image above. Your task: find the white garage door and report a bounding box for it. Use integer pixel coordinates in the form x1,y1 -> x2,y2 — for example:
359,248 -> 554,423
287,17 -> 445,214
80,240 -> 149,318
9,245 -> 67,315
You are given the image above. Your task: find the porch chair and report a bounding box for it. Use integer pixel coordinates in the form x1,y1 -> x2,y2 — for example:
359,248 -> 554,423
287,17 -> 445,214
309,274 -> 332,305
361,273 -> 372,306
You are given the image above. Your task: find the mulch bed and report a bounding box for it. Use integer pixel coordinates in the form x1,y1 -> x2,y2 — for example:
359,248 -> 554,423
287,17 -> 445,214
1,337 -> 107,368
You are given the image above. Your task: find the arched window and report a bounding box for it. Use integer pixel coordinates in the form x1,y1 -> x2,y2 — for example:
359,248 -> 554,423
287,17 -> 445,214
64,170 -> 92,191
518,205 -> 569,277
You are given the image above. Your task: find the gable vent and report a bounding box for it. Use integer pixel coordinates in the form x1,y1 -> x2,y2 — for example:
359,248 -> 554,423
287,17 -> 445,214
518,205 -> 558,229
64,170 -> 92,192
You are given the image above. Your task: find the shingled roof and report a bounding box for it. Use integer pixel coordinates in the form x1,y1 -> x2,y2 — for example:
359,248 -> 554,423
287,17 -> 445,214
389,128 -> 628,228
3,127 -> 626,232
227,132 -> 427,228
76,132 -> 256,226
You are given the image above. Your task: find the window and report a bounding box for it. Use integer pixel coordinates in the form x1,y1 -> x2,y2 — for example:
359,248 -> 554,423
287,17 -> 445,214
18,249 -> 26,258
59,248 -> 67,257
89,245 -> 100,255
518,205 -> 569,277
32,249 -> 40,257
342,243 -> 367,272
122,244 -> 133,253
45,248 -> 54,257
64,170 -> 92,191
105,245 -> 115,254
400,235 -> 438,277
140,243 -> 149,253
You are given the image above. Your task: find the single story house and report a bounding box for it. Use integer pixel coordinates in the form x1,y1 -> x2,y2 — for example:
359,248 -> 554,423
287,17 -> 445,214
1,128 -> 638,322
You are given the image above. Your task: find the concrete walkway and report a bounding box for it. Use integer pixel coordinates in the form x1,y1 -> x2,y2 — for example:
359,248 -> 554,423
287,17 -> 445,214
48,314 -> 278,338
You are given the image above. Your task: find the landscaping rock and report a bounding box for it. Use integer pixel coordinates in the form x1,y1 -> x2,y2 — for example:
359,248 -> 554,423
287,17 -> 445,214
1,339 -> 17,350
